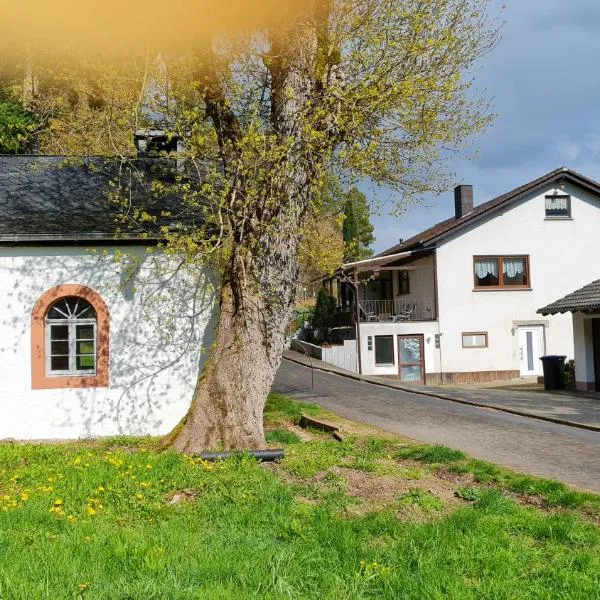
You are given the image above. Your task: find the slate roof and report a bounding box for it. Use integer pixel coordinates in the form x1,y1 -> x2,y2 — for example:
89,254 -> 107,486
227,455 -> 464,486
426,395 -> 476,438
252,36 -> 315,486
0,155 -> 190,243
538,280 -> 600,315
378,167 -> 600,256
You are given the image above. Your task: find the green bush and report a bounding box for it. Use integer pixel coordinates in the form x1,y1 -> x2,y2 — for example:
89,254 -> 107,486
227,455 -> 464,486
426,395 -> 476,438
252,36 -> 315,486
0,101 -> 36,153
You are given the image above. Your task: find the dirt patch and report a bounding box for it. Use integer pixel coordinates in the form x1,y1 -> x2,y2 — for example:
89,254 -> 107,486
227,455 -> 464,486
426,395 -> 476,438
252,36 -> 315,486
286,425 -> 313,442
311,465 -> 467,518
166,488 -> 197,505
436,466 -> 477,487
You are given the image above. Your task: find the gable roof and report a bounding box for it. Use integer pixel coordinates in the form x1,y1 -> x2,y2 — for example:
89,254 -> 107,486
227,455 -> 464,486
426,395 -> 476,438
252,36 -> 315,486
0,155 -> 192,243
378,167 -> 600,256
538,279 -> 600,315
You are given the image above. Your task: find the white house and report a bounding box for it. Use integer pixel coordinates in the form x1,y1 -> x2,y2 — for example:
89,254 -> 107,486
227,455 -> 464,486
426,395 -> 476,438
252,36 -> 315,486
318,167 -> 600,386
0,153 -> 215,440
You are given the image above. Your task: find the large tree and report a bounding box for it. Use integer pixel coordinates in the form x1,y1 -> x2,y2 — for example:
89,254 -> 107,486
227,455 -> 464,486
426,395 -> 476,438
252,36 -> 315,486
18,0 -> 497,451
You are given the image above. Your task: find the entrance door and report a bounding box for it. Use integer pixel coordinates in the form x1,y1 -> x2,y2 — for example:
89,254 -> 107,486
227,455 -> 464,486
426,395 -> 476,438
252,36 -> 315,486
398,335 -> 425,383
518,326 -> 544,377
593,319 -> 600,392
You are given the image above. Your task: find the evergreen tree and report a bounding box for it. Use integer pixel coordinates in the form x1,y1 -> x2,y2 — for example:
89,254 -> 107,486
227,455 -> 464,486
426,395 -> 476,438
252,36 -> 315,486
311,288 -> 336,330
342,186 -> 375,263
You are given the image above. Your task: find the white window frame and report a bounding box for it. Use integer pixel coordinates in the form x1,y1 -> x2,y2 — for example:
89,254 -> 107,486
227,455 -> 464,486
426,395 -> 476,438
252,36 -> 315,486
462,332 -> 488,349
45,298 -> 98,376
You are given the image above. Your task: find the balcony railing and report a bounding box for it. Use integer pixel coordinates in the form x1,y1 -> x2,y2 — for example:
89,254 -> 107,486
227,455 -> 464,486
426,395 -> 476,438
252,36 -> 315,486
360,298 -> 436,322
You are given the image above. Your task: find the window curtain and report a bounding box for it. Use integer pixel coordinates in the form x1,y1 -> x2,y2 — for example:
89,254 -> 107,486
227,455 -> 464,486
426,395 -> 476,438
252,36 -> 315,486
546,196 -> 568,211
474,259 -> 498,279
503,258 -> 524,278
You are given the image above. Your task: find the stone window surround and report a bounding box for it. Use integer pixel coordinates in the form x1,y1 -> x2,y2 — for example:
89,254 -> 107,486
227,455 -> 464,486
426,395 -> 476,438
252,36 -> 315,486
31,284 -> 109,390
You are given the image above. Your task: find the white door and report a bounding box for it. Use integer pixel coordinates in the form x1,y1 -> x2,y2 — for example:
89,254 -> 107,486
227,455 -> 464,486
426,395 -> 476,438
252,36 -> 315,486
518,326 -> 545,376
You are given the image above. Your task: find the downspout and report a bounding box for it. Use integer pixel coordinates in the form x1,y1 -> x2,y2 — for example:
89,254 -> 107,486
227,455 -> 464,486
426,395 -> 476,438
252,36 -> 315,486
354,269 -> 363,374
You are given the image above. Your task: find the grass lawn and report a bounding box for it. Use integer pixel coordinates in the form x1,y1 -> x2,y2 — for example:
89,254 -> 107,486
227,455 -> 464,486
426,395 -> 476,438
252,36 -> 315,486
0,393 -> 598,599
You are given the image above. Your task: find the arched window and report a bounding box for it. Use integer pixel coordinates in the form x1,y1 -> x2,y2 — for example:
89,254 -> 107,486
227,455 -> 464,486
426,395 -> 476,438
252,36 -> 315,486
46,297 -> 98,374
31,285 -> 109,389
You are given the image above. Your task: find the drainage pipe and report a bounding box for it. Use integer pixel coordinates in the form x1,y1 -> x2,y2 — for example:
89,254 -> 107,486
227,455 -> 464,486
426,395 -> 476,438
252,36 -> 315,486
196,449 -> 285,462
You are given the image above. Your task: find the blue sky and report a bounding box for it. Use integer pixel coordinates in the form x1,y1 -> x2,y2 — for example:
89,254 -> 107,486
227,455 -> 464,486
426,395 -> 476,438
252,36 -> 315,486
371,0 -> 600,253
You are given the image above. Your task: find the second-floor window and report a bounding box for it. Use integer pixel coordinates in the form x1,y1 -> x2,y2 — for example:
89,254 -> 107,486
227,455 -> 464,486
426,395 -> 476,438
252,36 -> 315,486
545,195 -> 571,218
397,270 -> 410,295
474,256 -> 530,289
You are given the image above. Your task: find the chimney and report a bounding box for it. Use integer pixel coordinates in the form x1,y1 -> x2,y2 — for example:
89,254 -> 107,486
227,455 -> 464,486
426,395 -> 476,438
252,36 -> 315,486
454,184 -> 473,219
134,130 -> 181,157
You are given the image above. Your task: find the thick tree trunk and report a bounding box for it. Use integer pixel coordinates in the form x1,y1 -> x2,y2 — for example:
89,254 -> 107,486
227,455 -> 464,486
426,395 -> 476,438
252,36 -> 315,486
168,241 -> 299,452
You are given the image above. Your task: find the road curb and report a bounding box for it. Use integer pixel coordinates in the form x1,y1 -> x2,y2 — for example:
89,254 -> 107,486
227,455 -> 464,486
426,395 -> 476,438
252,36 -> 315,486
282,354 -> 600,434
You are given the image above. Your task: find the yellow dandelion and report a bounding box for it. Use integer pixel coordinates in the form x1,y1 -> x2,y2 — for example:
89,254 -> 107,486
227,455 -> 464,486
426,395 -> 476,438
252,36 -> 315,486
98,486 -> 105,493
67,515 -> 77,523
2,495 -> 10,502
73,457 -> 82,465
86,506 -> 97,516
53,498 -> 63,506
20,492 -> 29,501
140,481 -> 150,489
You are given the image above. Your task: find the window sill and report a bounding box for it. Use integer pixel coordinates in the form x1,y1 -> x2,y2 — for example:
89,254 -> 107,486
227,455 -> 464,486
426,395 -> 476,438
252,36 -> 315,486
473,287 -> 532,292
544,217 -> 573,221
375,364 -> 396,368
32,374 -> 108,390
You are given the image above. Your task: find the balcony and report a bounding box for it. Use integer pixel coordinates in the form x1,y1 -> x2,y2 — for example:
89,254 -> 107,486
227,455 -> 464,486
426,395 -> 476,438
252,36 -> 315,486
359,298 -> 436,322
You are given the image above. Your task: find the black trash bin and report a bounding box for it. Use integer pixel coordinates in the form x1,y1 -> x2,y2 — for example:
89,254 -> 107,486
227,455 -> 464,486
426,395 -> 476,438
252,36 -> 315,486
540,355 -> 567,391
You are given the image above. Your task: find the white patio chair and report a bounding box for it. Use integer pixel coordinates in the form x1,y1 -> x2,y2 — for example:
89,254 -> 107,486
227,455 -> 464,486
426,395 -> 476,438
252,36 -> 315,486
392,304 -> 416,322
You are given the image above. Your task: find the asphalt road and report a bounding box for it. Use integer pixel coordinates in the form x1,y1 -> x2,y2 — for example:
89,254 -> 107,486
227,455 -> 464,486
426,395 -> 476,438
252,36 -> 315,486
273,359 -> 600,493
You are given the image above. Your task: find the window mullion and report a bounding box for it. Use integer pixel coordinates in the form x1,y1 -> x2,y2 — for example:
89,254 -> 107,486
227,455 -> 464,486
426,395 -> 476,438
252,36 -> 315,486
46,324 -> 52,374
498,256 -> 504,288
69,322 -> 76,373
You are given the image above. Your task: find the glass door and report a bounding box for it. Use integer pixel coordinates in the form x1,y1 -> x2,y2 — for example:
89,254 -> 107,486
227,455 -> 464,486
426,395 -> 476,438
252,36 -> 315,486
398,335 -> 425,383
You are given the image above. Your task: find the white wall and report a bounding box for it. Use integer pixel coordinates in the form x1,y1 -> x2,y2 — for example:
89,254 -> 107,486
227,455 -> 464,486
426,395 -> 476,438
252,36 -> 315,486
359,321 -> 440,378
436,181 -> 600,374
0,246 -> 216,440
573,312 -> 599,389
322,340 -> 358,373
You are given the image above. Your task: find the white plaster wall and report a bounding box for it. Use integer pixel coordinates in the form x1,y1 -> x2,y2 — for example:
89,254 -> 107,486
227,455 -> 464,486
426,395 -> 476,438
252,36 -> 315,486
436,181 -> 600,374
0,246 -> 216,440
359,321 -> 440,377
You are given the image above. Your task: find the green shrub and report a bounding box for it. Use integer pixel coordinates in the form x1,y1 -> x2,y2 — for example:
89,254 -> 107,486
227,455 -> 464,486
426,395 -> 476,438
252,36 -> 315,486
311,289 -> 336,330
455,487 -> 481,502
0,101 -> 36,153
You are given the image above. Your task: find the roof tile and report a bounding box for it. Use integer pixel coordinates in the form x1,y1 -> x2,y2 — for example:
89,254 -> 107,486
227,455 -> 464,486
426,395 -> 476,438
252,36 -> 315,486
538,279 -> 600,315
